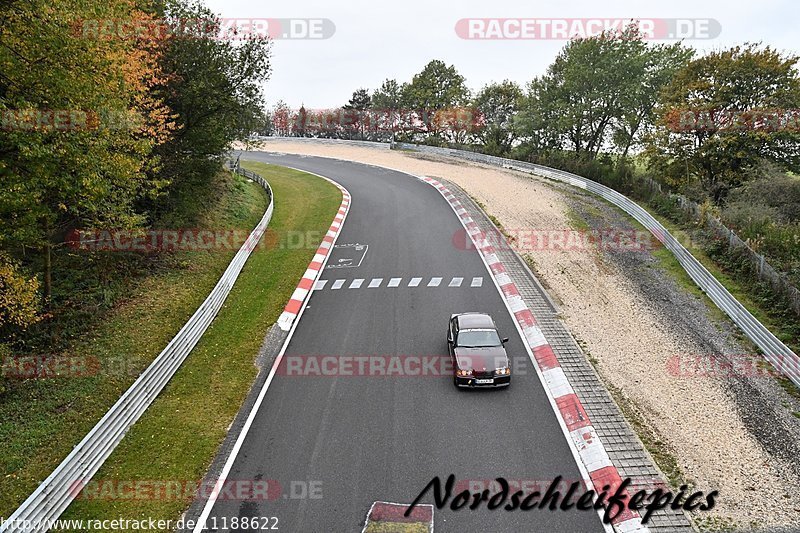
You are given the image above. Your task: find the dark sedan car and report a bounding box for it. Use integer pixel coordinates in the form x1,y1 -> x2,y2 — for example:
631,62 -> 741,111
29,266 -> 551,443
447,312 -> 511,388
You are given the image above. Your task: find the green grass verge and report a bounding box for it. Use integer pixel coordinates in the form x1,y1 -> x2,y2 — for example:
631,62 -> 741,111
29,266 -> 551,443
1,163 -> 340,529
641,205 -> 799,356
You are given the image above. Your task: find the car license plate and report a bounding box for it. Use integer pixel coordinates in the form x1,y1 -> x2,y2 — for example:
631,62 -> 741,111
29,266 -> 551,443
475,378 -> 493,384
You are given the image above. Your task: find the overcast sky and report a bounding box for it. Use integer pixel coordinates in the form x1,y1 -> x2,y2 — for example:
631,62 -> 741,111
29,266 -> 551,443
204,0 -> 799,109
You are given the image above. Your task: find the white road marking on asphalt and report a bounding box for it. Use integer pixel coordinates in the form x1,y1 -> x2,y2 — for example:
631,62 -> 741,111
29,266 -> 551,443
449,277 -> 463,287
368,278 -> 383,288
349,279 -> 364,289
331,279 -> 345,290
313,280 -> 328,290
408,277 -> 422,287
471,277 -> 483,287
388,277 -> 402,287
428,277 -> 442,287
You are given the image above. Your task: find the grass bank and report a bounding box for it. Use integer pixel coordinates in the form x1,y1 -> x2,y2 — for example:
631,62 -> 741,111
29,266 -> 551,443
1,163 -> 340,529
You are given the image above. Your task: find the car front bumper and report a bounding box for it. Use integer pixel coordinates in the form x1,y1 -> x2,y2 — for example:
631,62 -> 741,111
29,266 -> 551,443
455,375 -> 511,388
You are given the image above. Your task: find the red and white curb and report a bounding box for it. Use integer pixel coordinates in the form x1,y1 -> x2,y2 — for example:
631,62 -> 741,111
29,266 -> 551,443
276,182 -> 351,331
419,176 -> 648,533
361,501 -> 434,533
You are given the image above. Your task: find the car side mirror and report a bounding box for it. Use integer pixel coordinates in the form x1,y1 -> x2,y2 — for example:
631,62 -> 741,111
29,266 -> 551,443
502,338 -> 509,344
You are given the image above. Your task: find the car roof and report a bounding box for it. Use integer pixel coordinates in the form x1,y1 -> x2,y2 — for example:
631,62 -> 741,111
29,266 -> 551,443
456,313 -> 495,329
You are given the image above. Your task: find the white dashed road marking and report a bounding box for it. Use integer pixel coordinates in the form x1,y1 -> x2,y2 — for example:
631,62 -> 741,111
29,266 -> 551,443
316,276 -> 483,291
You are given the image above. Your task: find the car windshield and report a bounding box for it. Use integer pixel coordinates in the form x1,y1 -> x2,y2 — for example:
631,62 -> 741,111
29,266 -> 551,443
457,329 -> 502,348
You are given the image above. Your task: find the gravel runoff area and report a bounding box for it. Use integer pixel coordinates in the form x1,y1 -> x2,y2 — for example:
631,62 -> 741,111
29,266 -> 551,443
236,140 -> 800,531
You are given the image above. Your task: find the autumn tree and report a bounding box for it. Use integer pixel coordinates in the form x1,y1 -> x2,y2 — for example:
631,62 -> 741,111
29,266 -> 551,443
0,0 -> 174,304
646,44 -> 800,201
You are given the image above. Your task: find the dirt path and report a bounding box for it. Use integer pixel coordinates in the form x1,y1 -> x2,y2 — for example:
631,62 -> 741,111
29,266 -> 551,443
238,140 -> 800,531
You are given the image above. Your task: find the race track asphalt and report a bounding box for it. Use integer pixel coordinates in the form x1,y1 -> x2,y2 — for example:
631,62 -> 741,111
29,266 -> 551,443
202,152 -> 606,532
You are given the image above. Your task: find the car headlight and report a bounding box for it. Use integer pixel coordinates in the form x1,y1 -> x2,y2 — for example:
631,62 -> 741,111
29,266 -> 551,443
457,369 -> 473,377
496,367 -> 511,375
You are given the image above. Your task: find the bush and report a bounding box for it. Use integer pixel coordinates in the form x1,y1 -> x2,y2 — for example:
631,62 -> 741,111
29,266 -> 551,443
723,166 -> 800,285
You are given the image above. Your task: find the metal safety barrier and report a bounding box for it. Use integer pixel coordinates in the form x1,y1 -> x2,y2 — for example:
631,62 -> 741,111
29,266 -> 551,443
1,163 -> 273,533
393,142 -> 800,389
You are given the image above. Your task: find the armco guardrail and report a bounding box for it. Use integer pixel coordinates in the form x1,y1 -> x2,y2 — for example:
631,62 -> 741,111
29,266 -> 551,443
393,142 -> 800,388
1,163 -> 273,533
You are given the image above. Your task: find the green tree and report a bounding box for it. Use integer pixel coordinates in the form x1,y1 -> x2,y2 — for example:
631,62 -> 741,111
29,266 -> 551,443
343,88 -> 371,139
613,42 -> 693,159
372,79 -> 405,137
515,24 -> 690,162
151,0 -> 272,208
473,80 -> 522,155
402,60 -> 470,140
646,44 -> 800,201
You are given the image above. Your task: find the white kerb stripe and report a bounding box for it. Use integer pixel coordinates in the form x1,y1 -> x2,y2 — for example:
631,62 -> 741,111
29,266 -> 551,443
542,367 -> 574,398
290,287 -> 309,302
277,311 -> 295,331
615,518 -> 650,533
312,253 -> 326,264
507,295 -> 527,313
522,325 -> 548,348
495,272 -> 512,286
570,426 -> 613,471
